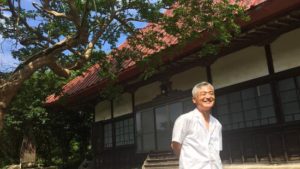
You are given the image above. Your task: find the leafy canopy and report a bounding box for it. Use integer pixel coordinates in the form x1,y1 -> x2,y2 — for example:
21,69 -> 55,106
0,0 -> 247,129
0,0 -> 247,76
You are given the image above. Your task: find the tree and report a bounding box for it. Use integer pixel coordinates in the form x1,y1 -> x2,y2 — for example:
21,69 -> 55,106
1,70 -> 93,168
0,0 -> 247,130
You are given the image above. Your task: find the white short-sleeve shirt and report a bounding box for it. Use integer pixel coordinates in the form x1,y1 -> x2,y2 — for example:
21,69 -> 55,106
172,108 -> 223,169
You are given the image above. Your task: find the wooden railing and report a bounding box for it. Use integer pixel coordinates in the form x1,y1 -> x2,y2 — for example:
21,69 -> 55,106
221,123 -> 300,164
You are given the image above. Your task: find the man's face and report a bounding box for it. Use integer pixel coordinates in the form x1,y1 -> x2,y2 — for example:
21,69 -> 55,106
192,85 -> 215,112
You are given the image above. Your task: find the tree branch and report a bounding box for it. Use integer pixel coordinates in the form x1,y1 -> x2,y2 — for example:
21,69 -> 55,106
66,0 -> 82,30
32,2 -> 72,20
66,14 -> 116,71
67,30 -> 103,70
114,16 -> 136,34
14,36 -> 74,72
7,0 -> 54,44
48,60 -> 71,78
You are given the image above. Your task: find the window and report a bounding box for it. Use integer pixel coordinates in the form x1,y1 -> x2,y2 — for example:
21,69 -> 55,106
136,98 -> 192,152
103,117 -> 134,149
136,109 -> 155,152
214,84 -> 276,130
278,76 -> 300,122
155,102 -> 183,151
104,123 -> 112,148
115,118 -> 134,146
183,98 -> 195,114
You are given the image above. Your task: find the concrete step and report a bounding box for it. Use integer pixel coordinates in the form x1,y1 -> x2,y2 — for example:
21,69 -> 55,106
142,151 -> 300,169
223,163 -> 300,169
142,167 -> 178,169
143,163 -> 300,169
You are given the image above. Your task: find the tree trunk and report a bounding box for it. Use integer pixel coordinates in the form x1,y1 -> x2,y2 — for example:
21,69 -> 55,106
20,127 -> 36,168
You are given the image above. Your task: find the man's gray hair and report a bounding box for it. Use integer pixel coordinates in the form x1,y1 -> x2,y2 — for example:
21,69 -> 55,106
192,81 -> 214,98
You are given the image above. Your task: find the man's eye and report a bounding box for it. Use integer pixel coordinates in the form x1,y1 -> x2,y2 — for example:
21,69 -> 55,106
199,92 -> 214,95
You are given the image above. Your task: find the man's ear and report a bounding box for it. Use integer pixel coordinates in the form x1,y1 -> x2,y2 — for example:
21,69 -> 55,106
192,97 -> 196,104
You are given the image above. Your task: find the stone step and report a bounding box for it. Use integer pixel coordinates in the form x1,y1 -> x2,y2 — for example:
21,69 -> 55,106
142,151 -> 178,169
145,159 -> 179,165
148,152 -> 175,159
144,158 -> 179,167
146,157 -> 178,163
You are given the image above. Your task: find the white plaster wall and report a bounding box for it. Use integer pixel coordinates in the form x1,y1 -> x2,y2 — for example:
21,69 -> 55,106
272,28 -> 300,72
211,46 -> 268,89
95,100 -> 111,122
171,66 -> 207,91
113,92 -> 132,117
135,82 -> 161,106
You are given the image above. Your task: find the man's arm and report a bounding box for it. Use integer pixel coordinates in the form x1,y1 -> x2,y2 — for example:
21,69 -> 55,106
171,141 -> 182,157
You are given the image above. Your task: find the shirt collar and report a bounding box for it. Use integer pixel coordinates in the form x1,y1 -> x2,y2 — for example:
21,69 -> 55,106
192,108 -> 214,121
192,108 -> 216,133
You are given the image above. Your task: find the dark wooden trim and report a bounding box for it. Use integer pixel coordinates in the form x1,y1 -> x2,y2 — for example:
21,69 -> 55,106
206,65 -> 212,83
273,66 -> 300,80
93,106 -> 96,124
125,64 -> 202,93
281,134 -> 289,162
131,92 -> 137,149
101,113 -> 134,124
135,89 -> 191,111
215,66 -> 300,96
153,108 -> 158,150
265,44 -> 275,75
111,100 -> 116,148
271,81 -> 284,124
265,44 -> 284,124
110,100 -> 114,119
266,135 -> 273,162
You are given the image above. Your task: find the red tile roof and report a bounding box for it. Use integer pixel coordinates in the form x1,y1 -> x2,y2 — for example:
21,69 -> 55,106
46,0 -> 300,106
45,24 -> 179,105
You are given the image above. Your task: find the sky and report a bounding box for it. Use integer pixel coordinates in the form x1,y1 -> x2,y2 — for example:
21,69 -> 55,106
0,36 -> 20,72
0,0 -> 34,72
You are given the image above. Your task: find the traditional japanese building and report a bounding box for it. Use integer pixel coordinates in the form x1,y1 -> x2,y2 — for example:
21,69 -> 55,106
46,0 -> 300,168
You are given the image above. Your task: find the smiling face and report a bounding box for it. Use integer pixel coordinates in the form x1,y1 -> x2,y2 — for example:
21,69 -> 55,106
192,85 -> 215,113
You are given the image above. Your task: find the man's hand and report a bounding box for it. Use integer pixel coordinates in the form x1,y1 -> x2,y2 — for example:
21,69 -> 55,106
171,141 -> 182,157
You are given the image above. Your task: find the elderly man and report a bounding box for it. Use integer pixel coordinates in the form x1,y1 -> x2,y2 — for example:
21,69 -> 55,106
171,81 -> 222,169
